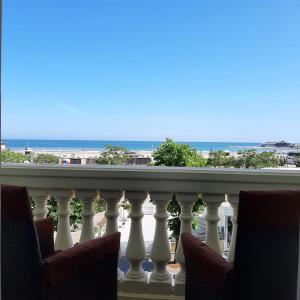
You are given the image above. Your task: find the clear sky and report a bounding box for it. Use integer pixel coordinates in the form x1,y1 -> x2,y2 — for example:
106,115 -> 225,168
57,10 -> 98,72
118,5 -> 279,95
2,0 -> 300,142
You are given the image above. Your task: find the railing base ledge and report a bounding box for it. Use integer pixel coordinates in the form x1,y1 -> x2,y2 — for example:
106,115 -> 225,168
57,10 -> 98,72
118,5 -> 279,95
118,291 -> 184,300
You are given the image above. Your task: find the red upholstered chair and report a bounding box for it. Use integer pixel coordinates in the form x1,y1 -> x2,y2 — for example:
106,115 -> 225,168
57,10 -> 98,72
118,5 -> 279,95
1,184 -> 120,300
182,190 -> 300,300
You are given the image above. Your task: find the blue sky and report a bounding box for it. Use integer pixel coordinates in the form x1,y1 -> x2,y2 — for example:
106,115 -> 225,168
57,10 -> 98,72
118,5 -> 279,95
2,0 -> 300,142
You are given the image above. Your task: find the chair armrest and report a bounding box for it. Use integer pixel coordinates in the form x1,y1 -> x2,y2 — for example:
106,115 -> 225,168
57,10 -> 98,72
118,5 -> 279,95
34,218 -> 55,259
181,233 -> 233,300
42,232 -> 120,287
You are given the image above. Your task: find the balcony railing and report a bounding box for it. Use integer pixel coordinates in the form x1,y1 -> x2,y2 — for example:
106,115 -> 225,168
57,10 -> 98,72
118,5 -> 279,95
2,164 -> 300,300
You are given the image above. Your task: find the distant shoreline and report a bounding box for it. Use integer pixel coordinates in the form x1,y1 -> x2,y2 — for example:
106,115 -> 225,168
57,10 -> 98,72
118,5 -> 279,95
3,139 -> 261,153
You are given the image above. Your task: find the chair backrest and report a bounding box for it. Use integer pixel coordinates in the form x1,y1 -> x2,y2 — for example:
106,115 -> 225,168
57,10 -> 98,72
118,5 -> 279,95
1,185 -> 42,300
233,190 -> 300,300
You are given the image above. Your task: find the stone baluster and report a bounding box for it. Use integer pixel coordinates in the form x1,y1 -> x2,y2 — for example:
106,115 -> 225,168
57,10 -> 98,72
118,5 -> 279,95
76,190 -> 98,243
52,189 -> 75,250
29,189 -> 50,220
227,194 -> 239,262
102,190 -> 123,235
123,191 -> 148,293
202,193 -> 224,254
175,193 -> 197,295
149,192 -> 172,294
101,190 -> 124,282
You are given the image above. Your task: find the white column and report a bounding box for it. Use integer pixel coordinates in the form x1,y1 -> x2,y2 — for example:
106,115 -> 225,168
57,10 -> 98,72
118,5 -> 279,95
123,191 -> 148,293
76,190 -> 98,243
202,193 -> 224,254
29,189 -> 50,220
52,189 -> 75,250
101,190 -> 124,282
102,190 -> 123,235
149,192 -> 172,294
175,193 -> 197,296
227,194 -> 239,263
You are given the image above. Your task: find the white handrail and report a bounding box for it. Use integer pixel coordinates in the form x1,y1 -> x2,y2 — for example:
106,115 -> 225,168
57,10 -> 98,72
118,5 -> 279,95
2,164 -> 300,193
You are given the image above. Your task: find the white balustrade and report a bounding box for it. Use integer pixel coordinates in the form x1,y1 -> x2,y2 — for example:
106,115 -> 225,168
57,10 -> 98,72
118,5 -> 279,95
175,193 -> 197,295
29,189 -> 50,220
227,194 -> 239,262
52,189 -> 75,250
202,193 -> 224,254
2,164 -> 299,300
122,191 -> 148,293
149,192 -> 172,294
76,190 -> 98,243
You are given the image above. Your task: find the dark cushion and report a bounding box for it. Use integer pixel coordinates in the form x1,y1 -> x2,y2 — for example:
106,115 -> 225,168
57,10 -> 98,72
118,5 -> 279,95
238,190 -> 300,227
1,184 -> 33,220
182,233 -> 233,300
35,218 -> 55,259
42,232 -> 120,300
1,185 -> 42,300
43,232 -> 120,286
233,190 -> 300,300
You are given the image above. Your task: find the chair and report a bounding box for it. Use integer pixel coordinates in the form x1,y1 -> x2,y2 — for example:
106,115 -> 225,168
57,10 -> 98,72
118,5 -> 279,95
182,190 -> 300,300
1,184 -> 120,300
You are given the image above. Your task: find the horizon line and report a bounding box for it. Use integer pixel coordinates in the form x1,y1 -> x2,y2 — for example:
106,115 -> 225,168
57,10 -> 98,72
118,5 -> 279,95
2,138 -> 264,143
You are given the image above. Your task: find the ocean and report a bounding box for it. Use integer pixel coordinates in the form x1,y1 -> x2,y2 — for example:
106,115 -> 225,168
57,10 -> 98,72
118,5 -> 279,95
3,139 -> 261,152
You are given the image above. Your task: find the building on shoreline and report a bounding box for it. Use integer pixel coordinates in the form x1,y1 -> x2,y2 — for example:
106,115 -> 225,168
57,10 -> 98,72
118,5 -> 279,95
261,140 -> 298,148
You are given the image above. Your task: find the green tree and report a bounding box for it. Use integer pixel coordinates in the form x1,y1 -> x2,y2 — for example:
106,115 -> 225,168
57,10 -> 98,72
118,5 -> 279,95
153,139 -> 205,245
278,154 -> 288,167
206,151 -> 235,167
47,196 -> 59,230
294,157 -> 300,167
167,193 -> 203,244
47,196 -> 105,231
96,145 -> 129,165
205,149 -> 281,169
34,153 -> 60,164
255,151 -> 281,168
153,138 -> 206,167
1,150 -> 29,163
235,149 -> 280,169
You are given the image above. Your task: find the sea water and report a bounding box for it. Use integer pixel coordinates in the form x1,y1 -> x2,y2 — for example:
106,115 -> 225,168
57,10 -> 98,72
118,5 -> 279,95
3,139 -> 261,152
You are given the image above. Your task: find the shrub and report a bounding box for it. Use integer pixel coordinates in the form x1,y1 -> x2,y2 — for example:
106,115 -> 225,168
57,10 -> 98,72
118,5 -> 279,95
153,138 -> 206,167
47,196 -> 105,231
167,193 -> 204,244
1,150 -> 29,163
96,145 -> 129,165
34,153 -> 60,164
295,157 -> 300,167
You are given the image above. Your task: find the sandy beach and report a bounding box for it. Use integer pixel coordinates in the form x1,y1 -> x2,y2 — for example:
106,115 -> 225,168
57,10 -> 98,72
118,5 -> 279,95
14,148 -> 230,160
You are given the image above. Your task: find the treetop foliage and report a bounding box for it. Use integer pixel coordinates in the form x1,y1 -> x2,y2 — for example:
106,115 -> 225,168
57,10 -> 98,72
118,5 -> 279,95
153,138 -> 206,167
235,149 -> 280,169
206,150 -> 234,167
153,140 -> 281,169
34,153 -> 60,164
294,157 -> 300,167
96,145 -> 129,165
1,150 -> 29,163
1,150 -> 60,164
206,149 -> 280,168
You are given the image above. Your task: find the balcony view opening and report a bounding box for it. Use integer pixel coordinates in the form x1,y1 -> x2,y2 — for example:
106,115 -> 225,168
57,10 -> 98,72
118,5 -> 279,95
1,1 -> 300,300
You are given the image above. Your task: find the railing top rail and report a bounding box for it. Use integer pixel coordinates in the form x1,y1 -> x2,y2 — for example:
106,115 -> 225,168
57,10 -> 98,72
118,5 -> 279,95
2,163 -> 300,175
2,163 -> 300,194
